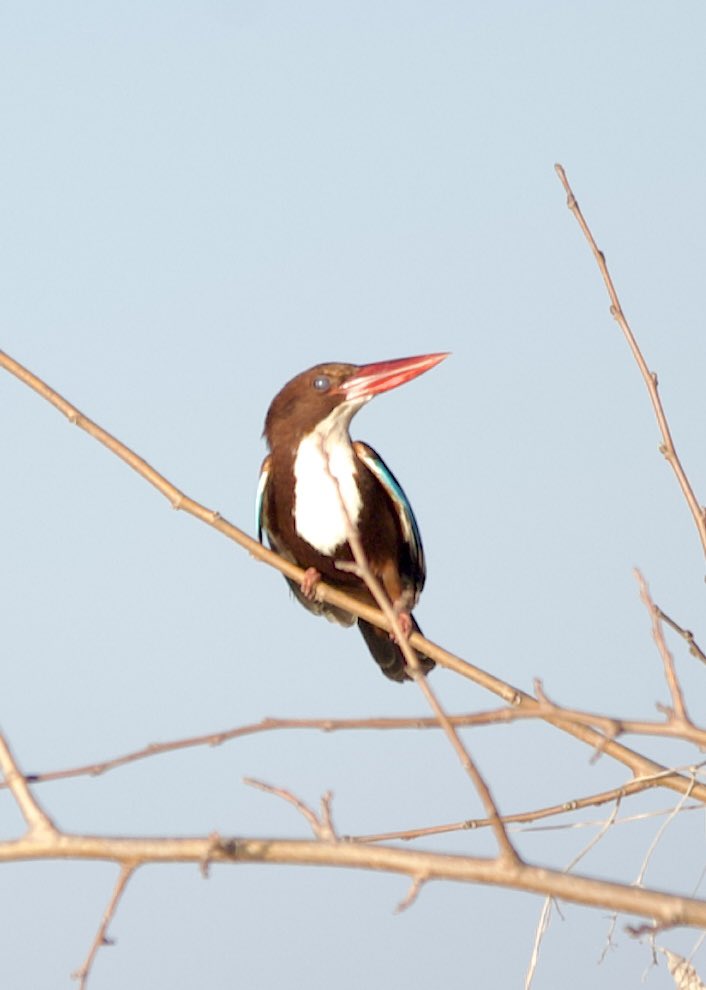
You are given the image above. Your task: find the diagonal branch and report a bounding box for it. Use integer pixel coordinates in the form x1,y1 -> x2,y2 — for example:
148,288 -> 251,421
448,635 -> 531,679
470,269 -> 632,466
2,349 -> 706,806
0,731 -> 57,838
635,569 -> 689,722
339,516 -> 520,864
555,163 -> 706,556
72,864 -> 136,989
320,436 -> 519,864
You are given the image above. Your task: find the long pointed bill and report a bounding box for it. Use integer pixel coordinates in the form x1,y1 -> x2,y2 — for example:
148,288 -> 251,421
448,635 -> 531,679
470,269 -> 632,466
339,352 -> 449,402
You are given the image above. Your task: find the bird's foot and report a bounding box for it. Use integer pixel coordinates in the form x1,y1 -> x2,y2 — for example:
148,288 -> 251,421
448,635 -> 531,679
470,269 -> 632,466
300,567 -> 322,600
390,610 -> 413,641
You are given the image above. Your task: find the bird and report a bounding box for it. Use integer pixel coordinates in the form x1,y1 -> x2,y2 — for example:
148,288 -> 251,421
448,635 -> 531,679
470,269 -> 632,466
256,352 -> 447,682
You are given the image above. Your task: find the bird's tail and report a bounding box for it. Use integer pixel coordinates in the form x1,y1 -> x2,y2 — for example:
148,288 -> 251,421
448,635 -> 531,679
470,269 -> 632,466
357,615 -> 435,683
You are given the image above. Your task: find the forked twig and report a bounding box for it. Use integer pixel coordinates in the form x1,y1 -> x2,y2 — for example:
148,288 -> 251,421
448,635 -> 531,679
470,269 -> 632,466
0,731 -> 57,838
635,570 -> 689,722
244,777 -> 338,840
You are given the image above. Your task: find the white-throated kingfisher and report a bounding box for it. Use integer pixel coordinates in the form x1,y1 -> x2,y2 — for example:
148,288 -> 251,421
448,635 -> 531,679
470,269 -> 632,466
256,353 -> 448,682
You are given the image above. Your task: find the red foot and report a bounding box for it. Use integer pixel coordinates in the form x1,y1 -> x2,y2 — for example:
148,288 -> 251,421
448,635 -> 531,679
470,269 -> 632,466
390,610 -> 412,641
300,567 -> 321,600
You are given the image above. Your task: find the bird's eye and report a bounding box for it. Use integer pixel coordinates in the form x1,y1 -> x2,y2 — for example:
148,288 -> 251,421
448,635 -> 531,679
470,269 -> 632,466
312,375 -> 331,392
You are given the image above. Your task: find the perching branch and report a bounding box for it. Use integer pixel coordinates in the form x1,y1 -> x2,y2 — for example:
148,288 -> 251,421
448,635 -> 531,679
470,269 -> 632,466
2,348 -> 705,808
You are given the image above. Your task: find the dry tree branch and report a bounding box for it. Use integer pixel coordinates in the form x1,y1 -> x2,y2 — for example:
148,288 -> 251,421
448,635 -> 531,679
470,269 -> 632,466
13,696 -> 706,809
532,680 -> 706,749
243,778 -> 337,840
349,783 -> 702,844
635,570 -> 690,722
8,699 -> 706,794
635,775 -> 696,889
0,705 -> 701,935
72,864 -> 136,990
554,163 -> 706,556
0,728 -> 703,938
2,348 -> 705,806
1,823 -> 706,930
323,438 -> 519,866
0,731 -> 57,839
525,798 -> 623,990
655,609 -> 706,668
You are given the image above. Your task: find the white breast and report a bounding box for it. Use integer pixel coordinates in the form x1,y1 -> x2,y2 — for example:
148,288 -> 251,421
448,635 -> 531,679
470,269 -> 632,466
293,406 -> 363,555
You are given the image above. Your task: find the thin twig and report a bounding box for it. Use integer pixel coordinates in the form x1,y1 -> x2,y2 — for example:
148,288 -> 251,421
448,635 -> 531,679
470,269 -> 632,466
555,163 -> 706,556
72,864 -> 136,989
533,679 -> 705,750
656,608 -> 706,667
525,799 -> 622,989
244,778 -> 337,840
635,774 -> 696,887
635,570 -> 690,722
395,875 -> 428,913
351,790 -> 702,844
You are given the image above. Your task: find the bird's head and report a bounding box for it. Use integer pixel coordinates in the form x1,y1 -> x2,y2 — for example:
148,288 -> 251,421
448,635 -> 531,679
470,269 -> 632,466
264,353 -> 449,451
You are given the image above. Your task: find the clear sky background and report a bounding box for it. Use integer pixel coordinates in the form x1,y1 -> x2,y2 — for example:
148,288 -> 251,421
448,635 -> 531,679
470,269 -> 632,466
2,3 -> 706,988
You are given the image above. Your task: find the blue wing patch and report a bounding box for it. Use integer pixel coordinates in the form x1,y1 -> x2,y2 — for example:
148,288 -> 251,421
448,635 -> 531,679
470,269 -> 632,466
353,441 -> 425,581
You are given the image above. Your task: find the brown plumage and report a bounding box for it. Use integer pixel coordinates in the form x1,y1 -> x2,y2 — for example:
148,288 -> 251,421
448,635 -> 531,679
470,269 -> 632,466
257,355 -> 447,681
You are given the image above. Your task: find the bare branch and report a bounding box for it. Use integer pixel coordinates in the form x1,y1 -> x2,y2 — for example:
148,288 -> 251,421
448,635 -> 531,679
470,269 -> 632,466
0,828 -> 704,930
395,875 -> 428,913
72,865 -> 136,989
320,436 -> 519,865
244,778 -> 337,840
525,799 -> 622,988
554,164 -> 706,557
635,570 -> 690,722
3,349 -> 706,806
656,608 -> 706,668
635,776 -> 696,888
0,731 -> 57,838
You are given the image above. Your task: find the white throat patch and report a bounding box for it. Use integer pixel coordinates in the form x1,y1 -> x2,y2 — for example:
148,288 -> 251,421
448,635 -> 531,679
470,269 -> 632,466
293,402 -> 366,555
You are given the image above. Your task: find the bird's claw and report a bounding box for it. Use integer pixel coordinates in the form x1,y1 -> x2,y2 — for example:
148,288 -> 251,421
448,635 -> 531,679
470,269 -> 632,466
390,610 -> 413,641
300,567 -> 322,600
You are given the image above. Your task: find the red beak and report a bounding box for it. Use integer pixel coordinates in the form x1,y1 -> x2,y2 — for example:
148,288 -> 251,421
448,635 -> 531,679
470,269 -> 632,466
339,352 -> 449,402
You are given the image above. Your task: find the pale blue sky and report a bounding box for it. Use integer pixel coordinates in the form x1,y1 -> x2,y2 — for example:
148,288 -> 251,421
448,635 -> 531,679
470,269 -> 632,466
2,3 -> 706,987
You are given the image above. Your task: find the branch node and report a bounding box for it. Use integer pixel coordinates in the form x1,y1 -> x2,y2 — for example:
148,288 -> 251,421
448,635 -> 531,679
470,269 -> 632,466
201,832 -> 221,877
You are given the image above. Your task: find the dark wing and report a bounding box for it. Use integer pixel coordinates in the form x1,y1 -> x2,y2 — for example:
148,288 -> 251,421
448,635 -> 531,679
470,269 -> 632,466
353,441 -> 426,597
256,454 -> 354,627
